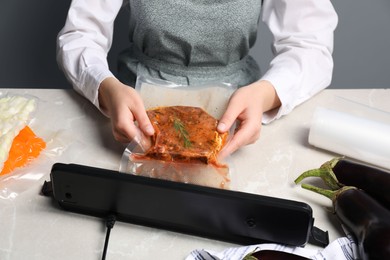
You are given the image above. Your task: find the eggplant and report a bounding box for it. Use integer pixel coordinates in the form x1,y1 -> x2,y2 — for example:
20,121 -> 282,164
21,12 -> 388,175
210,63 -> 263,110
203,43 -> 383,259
243,249 -> 310,260
294,157 -> 390,210
332,188 -> 390,260
296,184 -> 390,260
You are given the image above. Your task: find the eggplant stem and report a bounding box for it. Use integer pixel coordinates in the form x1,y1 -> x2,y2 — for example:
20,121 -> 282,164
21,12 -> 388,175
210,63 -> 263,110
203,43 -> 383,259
294,166 -> 342,190
320,157 -> 342,169
301,184 -> 357,204
301,183 -> 336,200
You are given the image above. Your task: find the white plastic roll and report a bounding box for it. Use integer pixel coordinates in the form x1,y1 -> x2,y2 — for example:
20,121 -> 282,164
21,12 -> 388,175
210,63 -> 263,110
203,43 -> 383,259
308,107 -> 390,170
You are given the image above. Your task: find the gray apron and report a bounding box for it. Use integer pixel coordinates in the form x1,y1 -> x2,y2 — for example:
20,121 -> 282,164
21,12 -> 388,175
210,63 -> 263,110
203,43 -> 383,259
118,0 -> 262,87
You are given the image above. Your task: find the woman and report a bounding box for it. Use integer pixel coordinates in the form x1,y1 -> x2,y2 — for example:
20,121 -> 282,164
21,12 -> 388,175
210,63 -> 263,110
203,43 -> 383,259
57,0 -> 338,157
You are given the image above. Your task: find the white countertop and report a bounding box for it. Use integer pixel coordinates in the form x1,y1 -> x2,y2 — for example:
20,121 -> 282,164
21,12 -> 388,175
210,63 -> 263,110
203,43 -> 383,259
0,88 -> 389,260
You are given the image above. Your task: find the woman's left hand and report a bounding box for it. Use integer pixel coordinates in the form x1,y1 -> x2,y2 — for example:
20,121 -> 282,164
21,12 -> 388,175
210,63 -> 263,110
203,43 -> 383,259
217,80 -> 281,158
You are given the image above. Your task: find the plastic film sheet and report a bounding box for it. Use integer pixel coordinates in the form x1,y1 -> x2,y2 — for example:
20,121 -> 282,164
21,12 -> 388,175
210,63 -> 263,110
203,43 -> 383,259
309,97 -> 390,170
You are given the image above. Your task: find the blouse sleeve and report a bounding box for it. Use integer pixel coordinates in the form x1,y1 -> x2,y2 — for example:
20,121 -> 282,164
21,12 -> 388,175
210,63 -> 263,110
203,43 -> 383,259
260,0 -> 338,123
56,0 -> 124,109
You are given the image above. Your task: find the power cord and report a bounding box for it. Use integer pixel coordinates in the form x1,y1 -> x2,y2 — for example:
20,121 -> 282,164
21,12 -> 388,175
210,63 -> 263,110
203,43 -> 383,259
102,214 -> 116,260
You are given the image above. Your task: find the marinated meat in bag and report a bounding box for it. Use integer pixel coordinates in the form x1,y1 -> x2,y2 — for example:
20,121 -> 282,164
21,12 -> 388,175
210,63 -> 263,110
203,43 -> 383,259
141,106 -> 228,166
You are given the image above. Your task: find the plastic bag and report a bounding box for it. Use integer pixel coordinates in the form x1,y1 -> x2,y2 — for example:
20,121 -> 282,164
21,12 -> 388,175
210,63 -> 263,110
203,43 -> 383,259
0,93 -> 68,200
0,95 -> 37,171
0,125 -> 46,175
120,76 -> 237,189
135,76 -> 236,119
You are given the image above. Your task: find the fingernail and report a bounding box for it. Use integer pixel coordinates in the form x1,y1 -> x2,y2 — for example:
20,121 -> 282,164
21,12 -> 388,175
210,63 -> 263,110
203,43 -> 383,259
217,122 -> 226,132
145,125 -> 154,135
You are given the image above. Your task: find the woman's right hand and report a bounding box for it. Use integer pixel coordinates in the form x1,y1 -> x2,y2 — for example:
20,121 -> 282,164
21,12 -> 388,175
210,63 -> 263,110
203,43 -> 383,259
98,77 -> 154,146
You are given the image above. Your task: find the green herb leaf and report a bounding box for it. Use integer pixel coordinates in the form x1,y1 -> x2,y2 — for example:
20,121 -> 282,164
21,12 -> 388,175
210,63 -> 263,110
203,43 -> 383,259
173,118 -> 192,148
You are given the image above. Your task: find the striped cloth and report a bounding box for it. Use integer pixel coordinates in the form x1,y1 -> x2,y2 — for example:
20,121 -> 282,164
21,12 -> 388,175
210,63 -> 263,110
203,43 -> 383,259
186,236 -> 359,260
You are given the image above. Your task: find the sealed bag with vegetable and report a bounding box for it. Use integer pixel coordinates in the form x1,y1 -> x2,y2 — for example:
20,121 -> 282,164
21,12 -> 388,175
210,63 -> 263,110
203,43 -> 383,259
0,95 -> 46,175
0,94 -> 48,199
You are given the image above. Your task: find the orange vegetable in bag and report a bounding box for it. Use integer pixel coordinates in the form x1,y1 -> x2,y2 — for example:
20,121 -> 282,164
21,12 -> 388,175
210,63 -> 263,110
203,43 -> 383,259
0,126 -> 46,175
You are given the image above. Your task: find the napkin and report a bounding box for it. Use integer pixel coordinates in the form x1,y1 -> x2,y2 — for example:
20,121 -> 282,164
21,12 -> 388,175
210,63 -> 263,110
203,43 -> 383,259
186,235 -> 359,260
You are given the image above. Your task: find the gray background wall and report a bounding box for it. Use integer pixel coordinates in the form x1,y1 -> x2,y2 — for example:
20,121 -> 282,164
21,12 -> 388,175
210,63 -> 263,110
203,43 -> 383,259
1,0 -> 389,89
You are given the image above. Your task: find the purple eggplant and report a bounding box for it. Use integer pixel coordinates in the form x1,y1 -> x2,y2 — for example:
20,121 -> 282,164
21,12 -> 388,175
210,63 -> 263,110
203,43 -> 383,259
243,249 -> 310,260
295,157 -> 390,210
295,182 -> 390,260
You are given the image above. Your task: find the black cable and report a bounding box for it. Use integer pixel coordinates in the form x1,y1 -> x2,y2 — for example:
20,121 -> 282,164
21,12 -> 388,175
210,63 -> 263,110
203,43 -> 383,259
102,214 -> 116,260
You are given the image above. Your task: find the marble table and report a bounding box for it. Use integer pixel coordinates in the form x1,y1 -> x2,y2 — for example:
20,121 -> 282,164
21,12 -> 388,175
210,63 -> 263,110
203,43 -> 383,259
0,88 -> 389,260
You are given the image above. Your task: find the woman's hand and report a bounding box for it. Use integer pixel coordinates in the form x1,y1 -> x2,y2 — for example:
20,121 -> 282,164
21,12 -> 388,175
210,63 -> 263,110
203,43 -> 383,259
217,80 -> 281,158
98,77 -> 154,146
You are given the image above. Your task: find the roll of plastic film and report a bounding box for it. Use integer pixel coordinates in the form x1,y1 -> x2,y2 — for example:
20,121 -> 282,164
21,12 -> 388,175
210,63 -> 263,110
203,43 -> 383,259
308,107 -> 390,170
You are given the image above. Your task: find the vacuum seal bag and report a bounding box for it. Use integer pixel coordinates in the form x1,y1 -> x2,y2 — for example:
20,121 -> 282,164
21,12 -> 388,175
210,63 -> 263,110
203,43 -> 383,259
309,97 -> 390,170
120,76 -> 237,189
0,93 -> 67,200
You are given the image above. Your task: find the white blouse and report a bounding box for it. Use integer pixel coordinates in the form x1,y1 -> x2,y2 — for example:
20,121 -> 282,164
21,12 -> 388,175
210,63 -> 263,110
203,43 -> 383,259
56,0 -> 338,123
